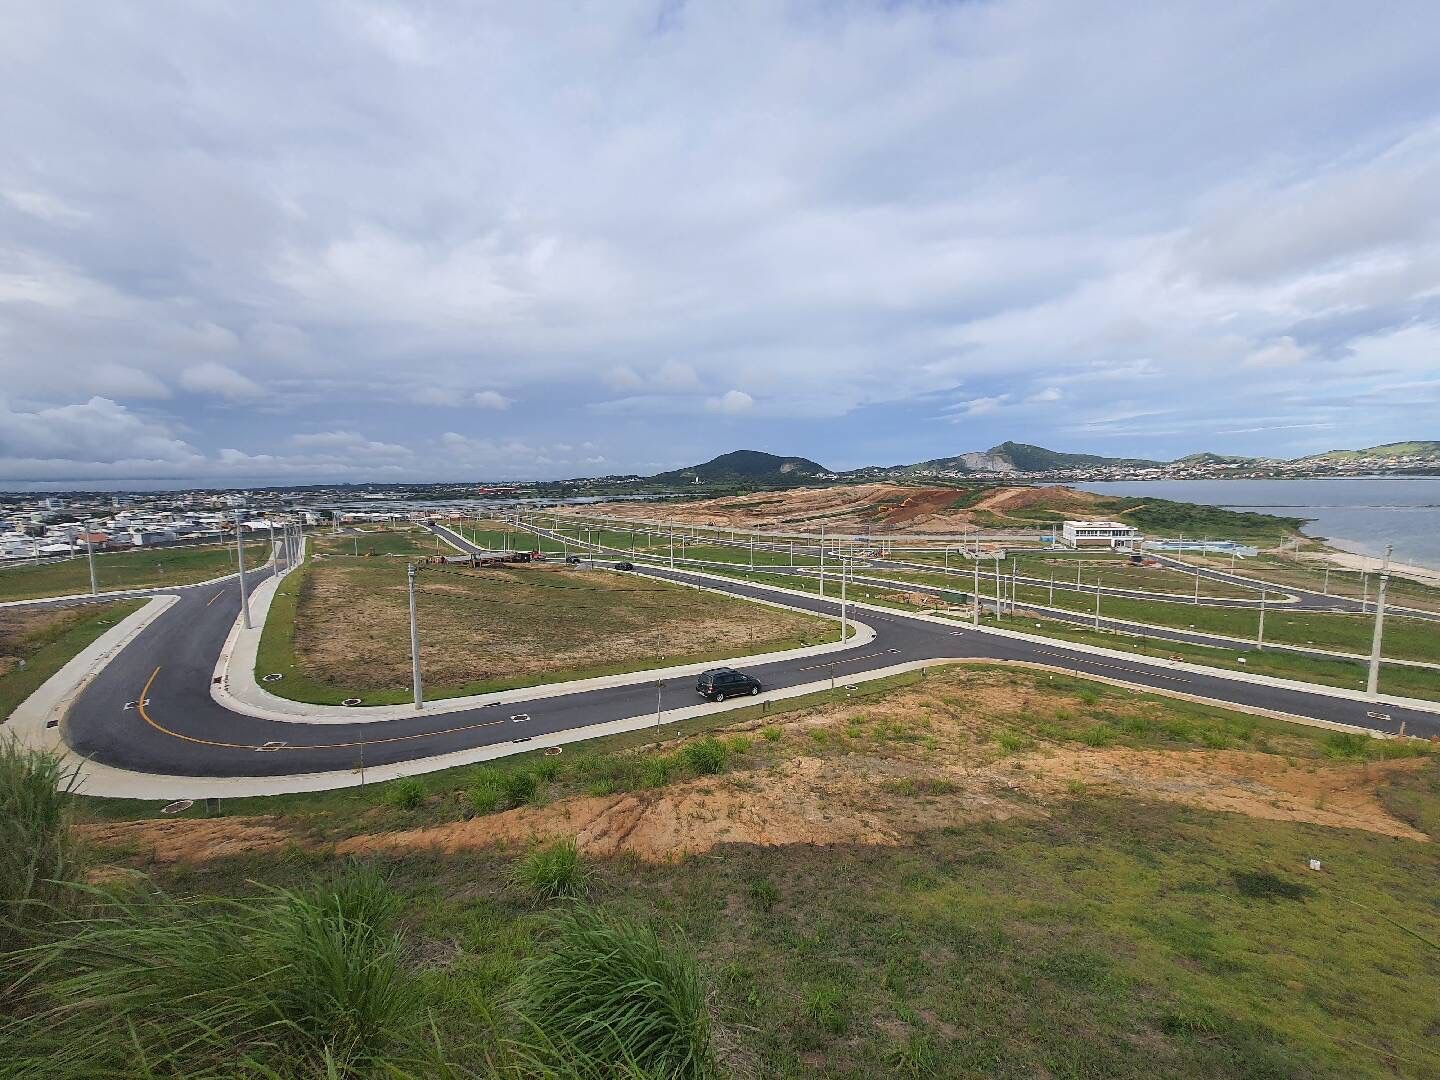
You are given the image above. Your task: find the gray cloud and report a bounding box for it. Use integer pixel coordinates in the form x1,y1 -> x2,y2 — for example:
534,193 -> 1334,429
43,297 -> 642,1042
2,1 -> 1440,485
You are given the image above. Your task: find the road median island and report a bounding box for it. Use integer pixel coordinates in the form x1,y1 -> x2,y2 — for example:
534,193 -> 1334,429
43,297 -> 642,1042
254,534 -> 834,707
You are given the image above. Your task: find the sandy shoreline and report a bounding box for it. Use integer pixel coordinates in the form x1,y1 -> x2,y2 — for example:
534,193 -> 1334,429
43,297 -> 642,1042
1298,548 -> 1440,587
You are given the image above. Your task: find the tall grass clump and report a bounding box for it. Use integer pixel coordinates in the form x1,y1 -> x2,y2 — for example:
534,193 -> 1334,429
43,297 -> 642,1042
508,838 -> 591,903
507,906 -> 715,1078
679,737 -> 729,776
0,865 -> 431,1078
383,775 -> 426,810
0,740 -> 80,953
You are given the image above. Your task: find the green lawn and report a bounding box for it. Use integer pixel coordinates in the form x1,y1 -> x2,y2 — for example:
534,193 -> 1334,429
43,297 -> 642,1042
0,542 -> 268,602
0,599 -> 145,720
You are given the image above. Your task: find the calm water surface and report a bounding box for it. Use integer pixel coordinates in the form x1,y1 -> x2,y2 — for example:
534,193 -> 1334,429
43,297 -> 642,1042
1077,478 -> 1440,571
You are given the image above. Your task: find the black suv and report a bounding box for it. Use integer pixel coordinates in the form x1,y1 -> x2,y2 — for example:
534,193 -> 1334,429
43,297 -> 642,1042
614,561 -> 635,571
696,667 -> 761,701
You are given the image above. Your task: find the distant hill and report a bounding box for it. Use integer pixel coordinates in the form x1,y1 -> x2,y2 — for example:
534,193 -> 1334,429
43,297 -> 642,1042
1173,452 -> 1259,465
1301,441 -> 1440,462
635,439 -> 1440,490
860,441 -> 1162,477
650,450 -> 828,486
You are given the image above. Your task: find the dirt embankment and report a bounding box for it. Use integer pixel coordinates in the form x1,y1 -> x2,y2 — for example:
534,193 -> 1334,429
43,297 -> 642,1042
567,482 -> 1122,534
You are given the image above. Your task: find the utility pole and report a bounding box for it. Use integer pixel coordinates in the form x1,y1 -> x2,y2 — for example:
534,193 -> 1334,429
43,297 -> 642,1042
1366,546 -> 1391,699
407,563 -> 424,710
84,521 -> 98,596
234,512 -> 251,630
819,525 -> 826,597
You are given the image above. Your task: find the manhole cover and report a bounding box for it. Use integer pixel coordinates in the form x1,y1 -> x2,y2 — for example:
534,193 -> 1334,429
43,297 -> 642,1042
341,697 -> 363,706
262,673 -> 284,682
161,800 -> 193,815
543,746 -> 563,757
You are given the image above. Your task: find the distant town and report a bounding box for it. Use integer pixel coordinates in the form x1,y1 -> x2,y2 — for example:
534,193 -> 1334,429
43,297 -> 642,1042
2,439 -> 1436,561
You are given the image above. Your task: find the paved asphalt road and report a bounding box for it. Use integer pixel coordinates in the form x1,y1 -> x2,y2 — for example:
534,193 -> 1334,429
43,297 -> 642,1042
41,523 -> 1440,784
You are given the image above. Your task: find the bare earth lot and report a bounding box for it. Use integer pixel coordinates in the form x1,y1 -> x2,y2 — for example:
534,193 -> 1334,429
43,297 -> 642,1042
271,553 -> 830,701
562,483 -> 1116,534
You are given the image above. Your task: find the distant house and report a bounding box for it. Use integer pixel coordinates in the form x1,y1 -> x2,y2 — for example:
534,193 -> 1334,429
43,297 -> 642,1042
1060,520 -> 1140,550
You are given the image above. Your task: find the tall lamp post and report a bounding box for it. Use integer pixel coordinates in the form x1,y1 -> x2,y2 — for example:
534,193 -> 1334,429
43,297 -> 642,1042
407,562 -> 424,710
1366,546 -> 1392,699
234,511 -> 251,630
84,520 -> 98,597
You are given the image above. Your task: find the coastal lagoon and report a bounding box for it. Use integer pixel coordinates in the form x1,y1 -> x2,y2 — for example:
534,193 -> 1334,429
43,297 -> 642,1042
1078,478 -> 1440,571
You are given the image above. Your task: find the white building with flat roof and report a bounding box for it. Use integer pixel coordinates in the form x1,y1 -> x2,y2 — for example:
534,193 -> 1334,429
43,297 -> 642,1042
1060,520 -> 1140,550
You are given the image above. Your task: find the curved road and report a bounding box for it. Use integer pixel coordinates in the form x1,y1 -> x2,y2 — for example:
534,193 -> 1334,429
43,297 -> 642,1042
29,524 -> 1439,785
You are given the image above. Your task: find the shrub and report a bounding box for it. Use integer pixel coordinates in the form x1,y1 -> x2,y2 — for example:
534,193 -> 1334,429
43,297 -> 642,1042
639,754 -> 676,789
509,839 -> 591,903
0,741 -> 80,954
382,776 -> 425,810
680,737 -> 729,776
508,906 -> 714,1077
760,726 -> 782,743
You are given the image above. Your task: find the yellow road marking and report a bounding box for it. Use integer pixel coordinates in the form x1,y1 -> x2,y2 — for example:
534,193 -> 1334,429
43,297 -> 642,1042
135,666 -> 507,752
205,591 -> 225,606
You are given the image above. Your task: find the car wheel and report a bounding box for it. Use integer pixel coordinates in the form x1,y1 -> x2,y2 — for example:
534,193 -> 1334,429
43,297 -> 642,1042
749,685 -> 759,696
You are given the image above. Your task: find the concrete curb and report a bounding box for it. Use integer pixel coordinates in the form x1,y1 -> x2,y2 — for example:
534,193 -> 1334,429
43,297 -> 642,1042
213,539 -> 875,725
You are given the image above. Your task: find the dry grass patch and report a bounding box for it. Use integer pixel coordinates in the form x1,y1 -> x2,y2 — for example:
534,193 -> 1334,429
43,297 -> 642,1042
284,559 -> 828,697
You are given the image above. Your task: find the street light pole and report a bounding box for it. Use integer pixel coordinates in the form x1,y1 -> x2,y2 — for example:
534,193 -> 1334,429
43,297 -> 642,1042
1256,588 -> 1267,651
407,563 -> 424,710
839,557 -> 849,642
1093,578 -> 1101,631
234,511 -> 251,630
84,521 -> 98,596
972,558 -> 980,625
1366,546 -> 1392,699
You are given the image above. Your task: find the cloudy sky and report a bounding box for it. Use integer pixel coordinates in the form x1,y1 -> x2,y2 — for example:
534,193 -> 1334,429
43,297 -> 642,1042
3,2 -> 1440,488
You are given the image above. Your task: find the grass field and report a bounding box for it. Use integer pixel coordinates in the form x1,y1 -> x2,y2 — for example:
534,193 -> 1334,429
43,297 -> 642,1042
879,558 -> 1257,600
0,599 -> 145,720
1183,552 -> 1440,614
1001,581 -> 1440,663
672,562 -> 1440,703
257,538 -> 833,705
55,666 -> 1440,1078
0,541 -> 268,602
